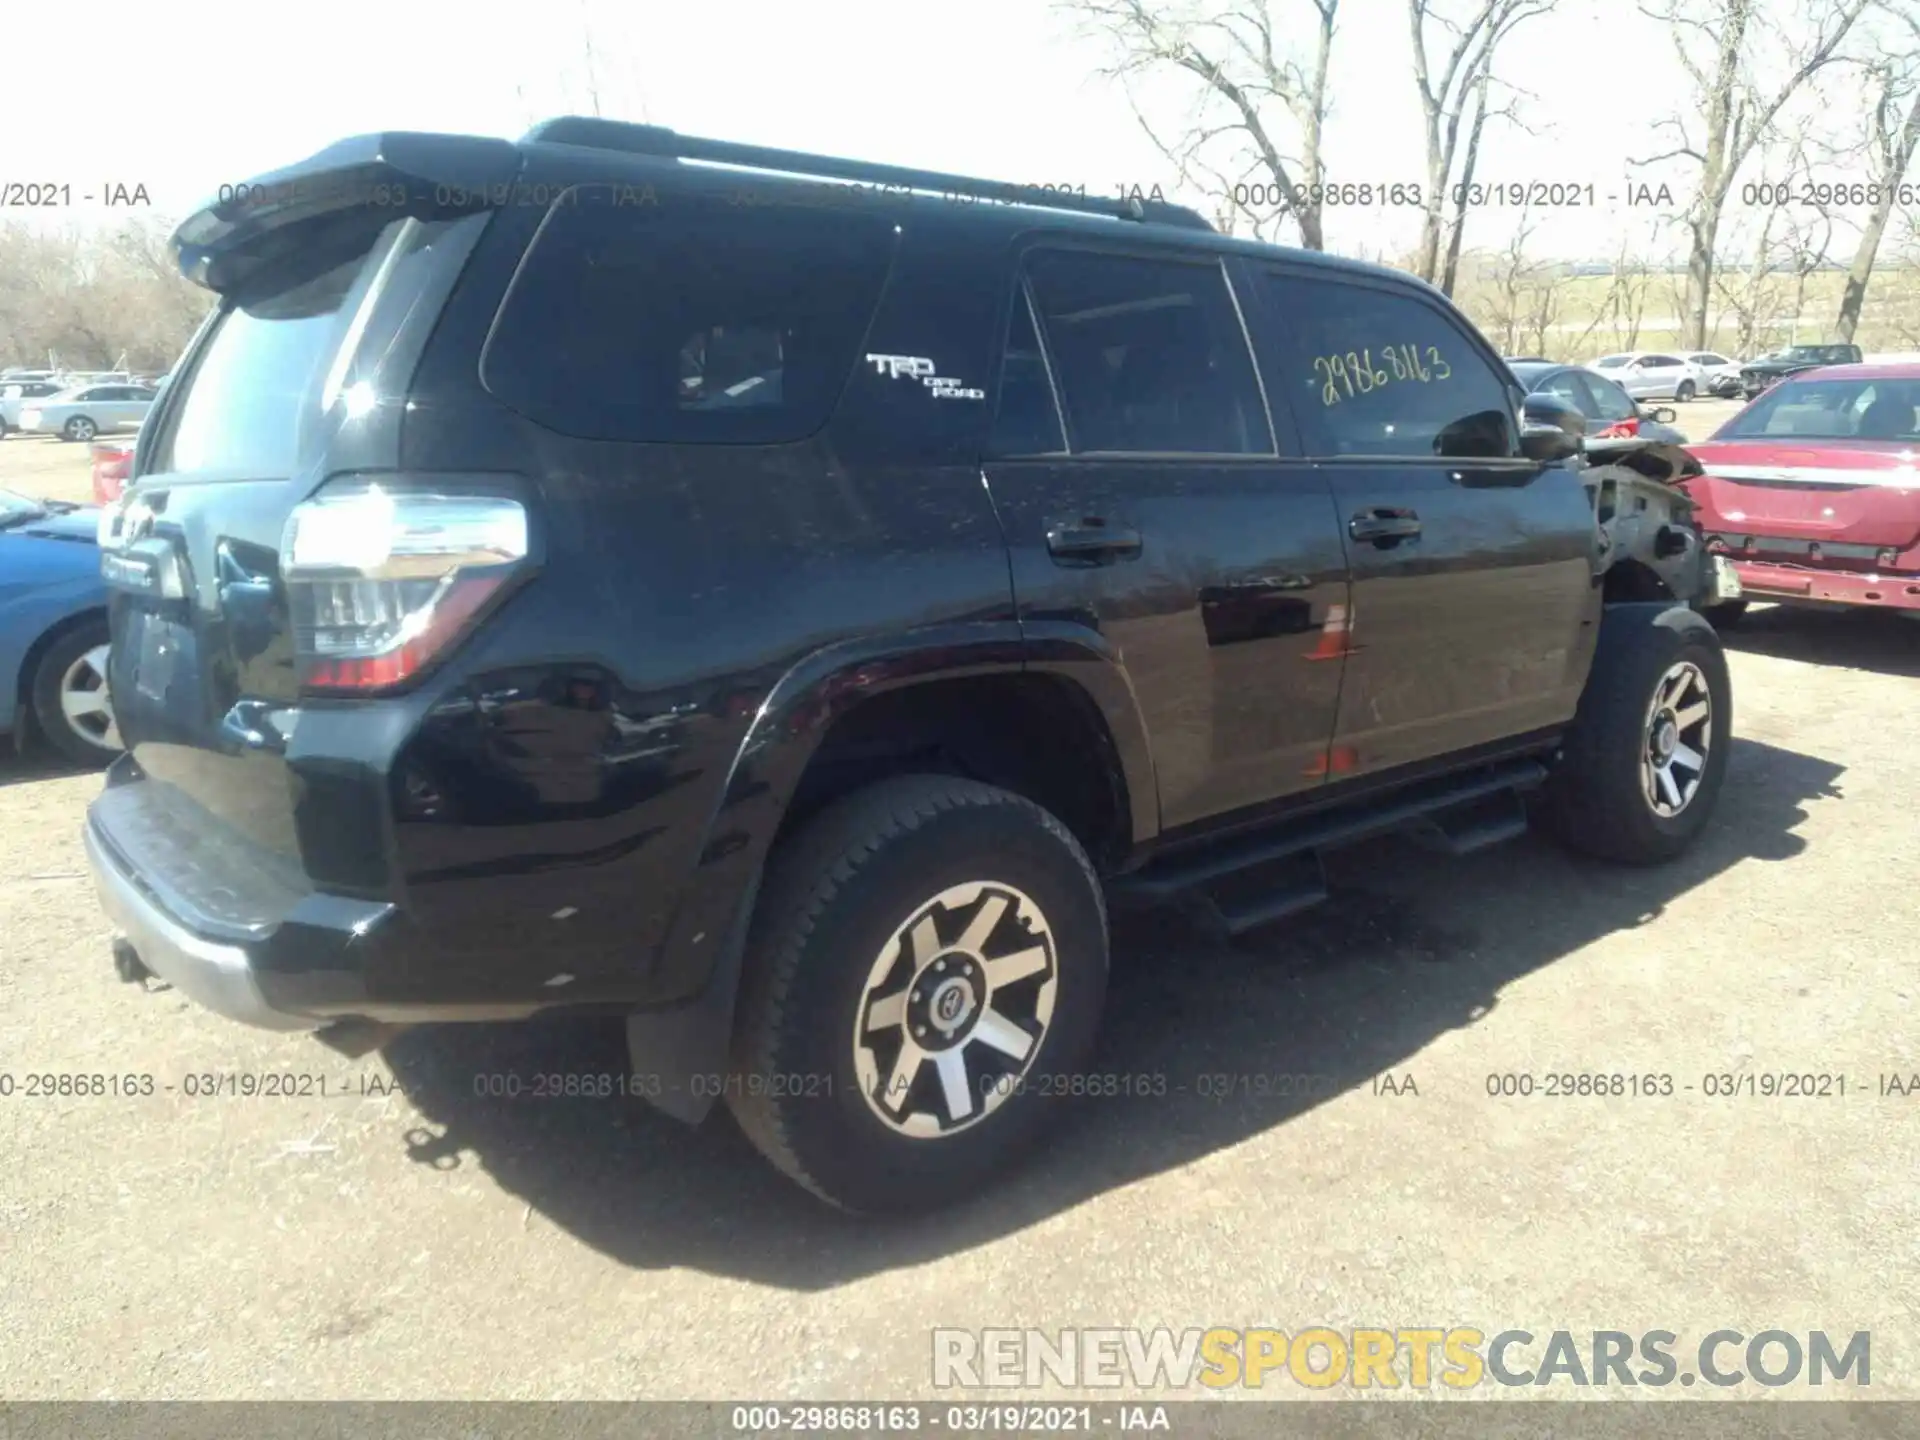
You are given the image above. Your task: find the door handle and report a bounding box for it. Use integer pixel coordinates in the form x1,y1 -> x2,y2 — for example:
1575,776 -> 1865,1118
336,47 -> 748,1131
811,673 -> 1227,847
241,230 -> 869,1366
1046,520 -> 1143,564
1349,509 -> 1421,545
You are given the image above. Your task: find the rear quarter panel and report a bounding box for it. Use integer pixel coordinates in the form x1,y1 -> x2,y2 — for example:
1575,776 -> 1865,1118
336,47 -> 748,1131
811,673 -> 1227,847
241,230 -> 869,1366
381,177 -> 1026,1009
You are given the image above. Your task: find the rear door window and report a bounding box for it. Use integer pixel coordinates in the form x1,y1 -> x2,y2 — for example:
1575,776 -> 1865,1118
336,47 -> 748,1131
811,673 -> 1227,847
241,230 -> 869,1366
482,189 -> 899,445
1535,370 -> 1586,411
1261,273 -> 1518,459
1020,249 -> 1271,455
1584,373 -> 1639,423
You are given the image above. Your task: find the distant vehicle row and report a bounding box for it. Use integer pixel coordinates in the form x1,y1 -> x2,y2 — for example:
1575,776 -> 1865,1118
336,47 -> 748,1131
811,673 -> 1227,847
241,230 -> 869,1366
0,381 -> 159,441
1510,346 -> 1867,404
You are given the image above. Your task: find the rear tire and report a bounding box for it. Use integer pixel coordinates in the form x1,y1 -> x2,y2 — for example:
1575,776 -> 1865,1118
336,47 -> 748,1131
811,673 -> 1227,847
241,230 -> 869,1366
29,619 -> 122,765
729,774 -> 1108,1214
1538,606 -> 1731,865
1675,380 -> 1696,402
62,415 -> 97,442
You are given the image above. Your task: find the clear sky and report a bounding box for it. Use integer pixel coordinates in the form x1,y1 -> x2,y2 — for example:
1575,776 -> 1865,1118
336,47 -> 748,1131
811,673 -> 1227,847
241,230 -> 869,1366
0,0 -> 1883,264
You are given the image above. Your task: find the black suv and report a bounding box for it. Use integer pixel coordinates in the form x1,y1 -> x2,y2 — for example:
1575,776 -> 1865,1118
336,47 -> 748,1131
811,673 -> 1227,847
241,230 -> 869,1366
1739,343 -> 1864,398
86,120 -> 1733,1213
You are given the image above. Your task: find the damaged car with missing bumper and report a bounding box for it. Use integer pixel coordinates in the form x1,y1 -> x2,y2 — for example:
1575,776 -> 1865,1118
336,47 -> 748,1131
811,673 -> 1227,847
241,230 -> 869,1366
87,120 -> 1733,1214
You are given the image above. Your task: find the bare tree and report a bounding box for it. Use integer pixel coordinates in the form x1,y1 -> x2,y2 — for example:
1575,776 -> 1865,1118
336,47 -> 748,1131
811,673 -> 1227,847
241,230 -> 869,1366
1468,209 -> 1548,353
1606,248 -> 1655,351
1064,0 -> 1340,248
1637,0 -> 1872,349
1712,208 -> 1786,357
1407,0 -> 1554,294
0,217 -> 209,373
1834,10 -> 1920,341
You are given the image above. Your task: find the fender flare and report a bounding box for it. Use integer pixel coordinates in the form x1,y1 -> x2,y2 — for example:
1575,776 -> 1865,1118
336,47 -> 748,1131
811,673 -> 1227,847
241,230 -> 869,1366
626,617 -> 1158,1122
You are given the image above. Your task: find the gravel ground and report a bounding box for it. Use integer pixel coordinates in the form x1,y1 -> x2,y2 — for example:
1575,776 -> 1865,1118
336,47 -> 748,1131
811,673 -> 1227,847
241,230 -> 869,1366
2,403 -> 1916,1403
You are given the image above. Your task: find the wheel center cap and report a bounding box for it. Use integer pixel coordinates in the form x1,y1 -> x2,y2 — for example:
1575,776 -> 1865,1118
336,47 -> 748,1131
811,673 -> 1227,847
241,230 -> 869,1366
928,977 -> 975,1033
1654,717 -> 1678,759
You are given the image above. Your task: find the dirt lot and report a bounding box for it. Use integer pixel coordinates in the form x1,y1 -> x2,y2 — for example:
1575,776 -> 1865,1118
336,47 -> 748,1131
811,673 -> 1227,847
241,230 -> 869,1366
2,406 -> 1916,1402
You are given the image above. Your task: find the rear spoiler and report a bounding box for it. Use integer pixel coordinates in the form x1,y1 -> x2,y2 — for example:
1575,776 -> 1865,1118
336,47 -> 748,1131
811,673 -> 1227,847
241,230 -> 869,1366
171,132 -> 521,295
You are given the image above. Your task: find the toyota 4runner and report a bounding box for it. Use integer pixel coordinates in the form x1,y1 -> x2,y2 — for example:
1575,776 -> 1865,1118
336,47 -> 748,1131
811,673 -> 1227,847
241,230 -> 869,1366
86,119 -> 1734,1213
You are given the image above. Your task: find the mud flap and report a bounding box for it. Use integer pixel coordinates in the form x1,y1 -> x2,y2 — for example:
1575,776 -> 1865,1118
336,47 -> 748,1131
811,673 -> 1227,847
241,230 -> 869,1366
625,869 -> 763,1125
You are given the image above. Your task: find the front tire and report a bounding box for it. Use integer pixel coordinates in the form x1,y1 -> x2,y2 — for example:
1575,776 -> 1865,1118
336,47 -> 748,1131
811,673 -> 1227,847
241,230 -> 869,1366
729,775 -> 1109,1214
1538,606 -> 1731,865
1675,380 -> 1696,402
62,415 -> 97,442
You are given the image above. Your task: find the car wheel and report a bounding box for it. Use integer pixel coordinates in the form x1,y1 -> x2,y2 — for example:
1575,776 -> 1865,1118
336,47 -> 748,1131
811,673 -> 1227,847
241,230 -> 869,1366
729,774 -> 1108,1214
1675,380 -> 1695,402
1537,605 -> 1731,865
30,621 -> 123,765
62,416 -> 97,442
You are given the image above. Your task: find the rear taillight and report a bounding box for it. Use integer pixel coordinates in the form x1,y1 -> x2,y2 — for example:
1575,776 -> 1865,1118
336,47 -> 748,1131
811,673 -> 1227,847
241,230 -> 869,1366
281,479 -> 532,695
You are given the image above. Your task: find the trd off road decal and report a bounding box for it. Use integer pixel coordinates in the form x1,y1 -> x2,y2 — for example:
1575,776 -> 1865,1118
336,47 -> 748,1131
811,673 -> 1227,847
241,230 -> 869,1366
864,353 -> 985,400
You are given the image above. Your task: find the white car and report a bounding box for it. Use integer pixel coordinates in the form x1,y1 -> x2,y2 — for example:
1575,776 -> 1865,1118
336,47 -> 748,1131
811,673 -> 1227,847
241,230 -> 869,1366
15,383 -> 157,441
1682,350 -> 1744,397
1588,351 -> 1706,402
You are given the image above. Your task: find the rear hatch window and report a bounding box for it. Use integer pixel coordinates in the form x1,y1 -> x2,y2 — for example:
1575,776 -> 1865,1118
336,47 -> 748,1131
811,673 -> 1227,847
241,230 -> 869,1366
480,187 -> 899,445
147,214 -> 478,481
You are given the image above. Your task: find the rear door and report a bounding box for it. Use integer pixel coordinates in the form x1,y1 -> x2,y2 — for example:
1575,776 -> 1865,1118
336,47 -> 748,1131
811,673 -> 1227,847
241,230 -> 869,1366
1642,353 -> 1687,396
982,244 -> 1350,830
1249,266 -> 1597,777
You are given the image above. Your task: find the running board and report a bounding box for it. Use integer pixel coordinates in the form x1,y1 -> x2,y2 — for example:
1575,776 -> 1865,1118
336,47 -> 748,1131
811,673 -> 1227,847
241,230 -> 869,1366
1118,756 -> 1550,904
1404,788 -> 1533,857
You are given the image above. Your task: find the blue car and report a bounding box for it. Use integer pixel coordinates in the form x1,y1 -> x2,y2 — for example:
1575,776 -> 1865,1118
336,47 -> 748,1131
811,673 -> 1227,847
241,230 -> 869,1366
1,488 -> 120,764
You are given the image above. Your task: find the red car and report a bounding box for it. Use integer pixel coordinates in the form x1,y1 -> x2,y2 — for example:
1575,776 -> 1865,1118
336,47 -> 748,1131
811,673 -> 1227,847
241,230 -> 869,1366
90,439 -> 134,505
1684,363 -> 1920,618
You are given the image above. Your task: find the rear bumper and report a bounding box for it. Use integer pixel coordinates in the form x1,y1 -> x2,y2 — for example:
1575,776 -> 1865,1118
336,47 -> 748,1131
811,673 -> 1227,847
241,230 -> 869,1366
85,820 -> 323,1031
83,765 -> 405,1031
1729,559 -> 1920,610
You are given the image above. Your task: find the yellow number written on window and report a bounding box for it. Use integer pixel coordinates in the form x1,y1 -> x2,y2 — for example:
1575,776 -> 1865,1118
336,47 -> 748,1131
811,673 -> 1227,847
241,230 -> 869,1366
1312,345 -> 1452,406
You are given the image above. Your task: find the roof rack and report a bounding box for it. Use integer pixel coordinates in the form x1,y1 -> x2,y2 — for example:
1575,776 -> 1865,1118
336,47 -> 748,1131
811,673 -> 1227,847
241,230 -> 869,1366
520,116 -> 1215,233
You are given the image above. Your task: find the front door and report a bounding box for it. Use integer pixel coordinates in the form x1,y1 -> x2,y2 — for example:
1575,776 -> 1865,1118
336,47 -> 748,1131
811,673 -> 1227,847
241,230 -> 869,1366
1248,267 -> 1598,778
982,245 -> 1350,831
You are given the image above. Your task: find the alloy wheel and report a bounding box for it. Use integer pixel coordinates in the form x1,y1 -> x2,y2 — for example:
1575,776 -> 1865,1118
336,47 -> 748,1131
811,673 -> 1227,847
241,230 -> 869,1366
853,880 -> 1057,1138
58,644 -> 121,752
1642,661 -> 1710,818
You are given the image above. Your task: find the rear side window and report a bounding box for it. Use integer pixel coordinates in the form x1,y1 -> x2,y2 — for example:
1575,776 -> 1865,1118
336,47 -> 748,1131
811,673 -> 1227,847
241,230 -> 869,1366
1021,250 -> 1270,455
483,190 -> 898,445
1263,274 -> 1517,459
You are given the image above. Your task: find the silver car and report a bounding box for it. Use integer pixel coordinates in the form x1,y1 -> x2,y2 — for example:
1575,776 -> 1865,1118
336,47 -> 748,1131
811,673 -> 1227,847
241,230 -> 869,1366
0,379 -> 70,436
14,384 -> 157,441
1589,351 -> 1706,402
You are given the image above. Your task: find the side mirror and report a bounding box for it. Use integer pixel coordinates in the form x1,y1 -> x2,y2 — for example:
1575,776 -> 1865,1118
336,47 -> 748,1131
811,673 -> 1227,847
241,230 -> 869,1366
1649,406 -> 1678,424
1519,393 -> 1585,462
